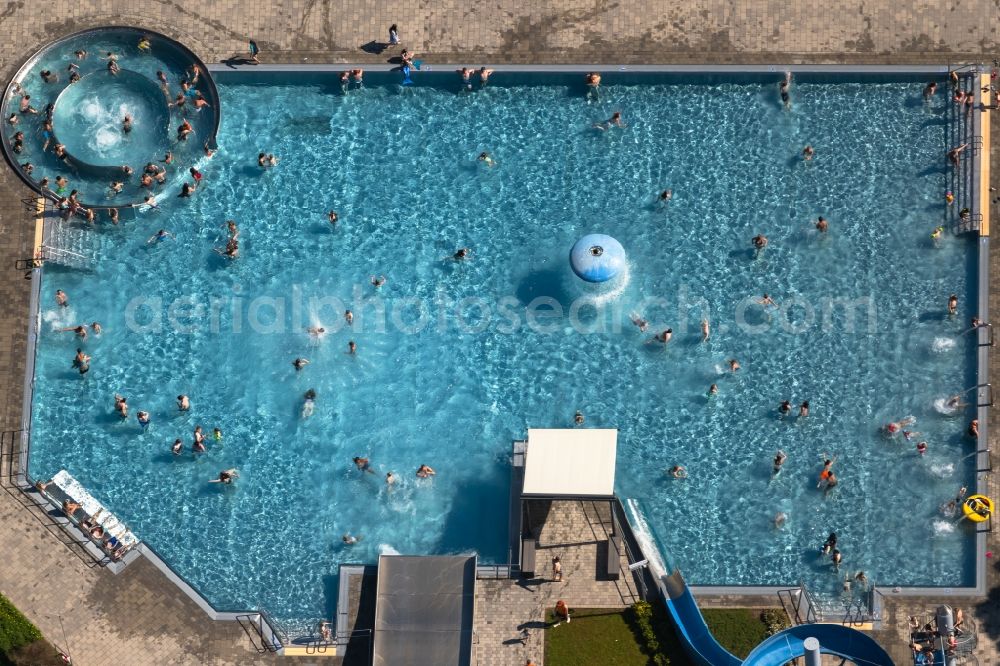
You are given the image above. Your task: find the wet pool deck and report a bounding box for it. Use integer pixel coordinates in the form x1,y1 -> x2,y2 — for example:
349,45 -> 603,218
2,2 -> 1000,664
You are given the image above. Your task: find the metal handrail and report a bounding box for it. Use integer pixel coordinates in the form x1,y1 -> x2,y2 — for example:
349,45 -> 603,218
976,383 -> 993,407
978,323 -> 993,347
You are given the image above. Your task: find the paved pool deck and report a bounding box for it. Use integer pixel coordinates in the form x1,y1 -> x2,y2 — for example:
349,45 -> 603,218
2,2 -> 1000,665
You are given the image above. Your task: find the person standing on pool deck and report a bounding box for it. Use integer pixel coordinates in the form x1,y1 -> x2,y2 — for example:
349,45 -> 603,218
248,39 -> 260,63
552,555 -> 562,581
389,24 -> 400,46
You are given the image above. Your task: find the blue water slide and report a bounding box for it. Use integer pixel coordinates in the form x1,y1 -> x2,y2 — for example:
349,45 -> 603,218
661,569 -> 894,666
661,569 -> 741,666
742,623 -> 895,666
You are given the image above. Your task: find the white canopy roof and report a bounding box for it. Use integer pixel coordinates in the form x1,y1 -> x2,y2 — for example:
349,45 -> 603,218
521,428 -> 617,497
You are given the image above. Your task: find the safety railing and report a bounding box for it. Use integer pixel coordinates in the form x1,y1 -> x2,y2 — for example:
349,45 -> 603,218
777,584 -> 820,625
235,614 -> 281,654
476,563 -> 519,579
977,323 -> 993,347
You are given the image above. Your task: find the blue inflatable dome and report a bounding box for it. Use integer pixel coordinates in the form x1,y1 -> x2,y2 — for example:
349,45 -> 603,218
570,234 -> 626,283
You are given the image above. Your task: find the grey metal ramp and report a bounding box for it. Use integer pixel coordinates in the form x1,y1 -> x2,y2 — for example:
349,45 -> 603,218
373,554 -> 476,666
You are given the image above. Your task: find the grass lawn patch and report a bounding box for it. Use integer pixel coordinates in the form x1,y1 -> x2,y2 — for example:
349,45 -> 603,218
0,593 -> 64,666
702,608 -> 774,659
544,602 -> 788,666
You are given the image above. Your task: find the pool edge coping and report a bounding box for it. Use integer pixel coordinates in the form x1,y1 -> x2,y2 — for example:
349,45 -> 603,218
12,64 -> 992,644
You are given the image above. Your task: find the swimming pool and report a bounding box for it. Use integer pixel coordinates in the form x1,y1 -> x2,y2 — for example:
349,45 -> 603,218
27,70 -> 979,626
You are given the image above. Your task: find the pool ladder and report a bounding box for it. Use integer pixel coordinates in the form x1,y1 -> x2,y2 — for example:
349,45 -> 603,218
40,216 -> 93,269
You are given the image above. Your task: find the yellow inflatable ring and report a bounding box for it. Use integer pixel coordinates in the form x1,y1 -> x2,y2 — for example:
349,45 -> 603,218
962,495 -> 994,523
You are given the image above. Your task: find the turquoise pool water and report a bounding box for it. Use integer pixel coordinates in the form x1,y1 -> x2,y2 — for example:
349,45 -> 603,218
28,71 -> 978,625
3,29 -> 216,206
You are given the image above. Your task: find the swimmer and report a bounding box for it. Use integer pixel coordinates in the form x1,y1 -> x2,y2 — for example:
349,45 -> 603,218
147,229 -> 173,244
177,119 -> 193,141
209,469 -> 240,484
650,328 -> 672,344
457,67 -> 472,90
292,357 -> 309,371
204,141 -> 215,158
386,471 -> 398,486
968,418 -> 979,438
370,275 -> 386,288
193,425 -> 206,452
945,393 -> 968,410
821,532 -> 837,555
669,465 -> 688,479
884,416 -> 916,435
114,394 -> 128,418
773,512 -> 787,528
453,247 -> 471,261
728,359 -> 740,372
757,293 -> 778,308
585,72 -> 601,99
593,111 -> 625,130
90,322 -> 102,335
109,181 -> 124,196
72,349 -> 90,375
416,464 -> 435,478
144,195 -> 160,210
657,189 -> 673,207
302,389 -> 317,418
307,326 -> 326,338
189,167 -> 203,184
213,428 -> 222,441
799,400 -> 810,417
923,81 -> 937,100
351,69 -> 363,83
823,472 -> 839,495
956,486 -> 968,502
267,154 -> 279,166
574,410 -> 585,425
225,221 -> 239,240
752,234 -> 768,252
75,49 -> 87,59
55,289 -> 69,307
779,71 -> 792,108
342,534 -> 361,545
345,310 -> 353,326
948,143 -> 969,166
138,36 -> 151,52
477,151 -> 496,167
122,114 -> 132,133
629,313 -> 649,332
707,383 -> 719,398
327,210 -> 338,226
817,458 -> 836,488
772,450 -> 787,475
948,294 -> 958,316
177,395 -> 190,411
941,499 -> 958,517
701,319 -> 710,341
831,548 -> 842,570
353,456 -> 375,473
916,441 -> 928,455
931,226 -> 944,242
778,400 -> 791,417
815,216 -> 828,233
802,145 -> 814,160
179,183 -> 195,198
59,325 -> 88,340
478,67 -> 493,84
945,190 -> 954,205
137,411 -> 151,429
171,438 -> 183,455
347,341 -> 357,355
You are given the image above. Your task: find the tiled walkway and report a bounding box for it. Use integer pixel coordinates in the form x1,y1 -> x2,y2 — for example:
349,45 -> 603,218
1,3 -> 1000,665
473,501 -> 636,666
